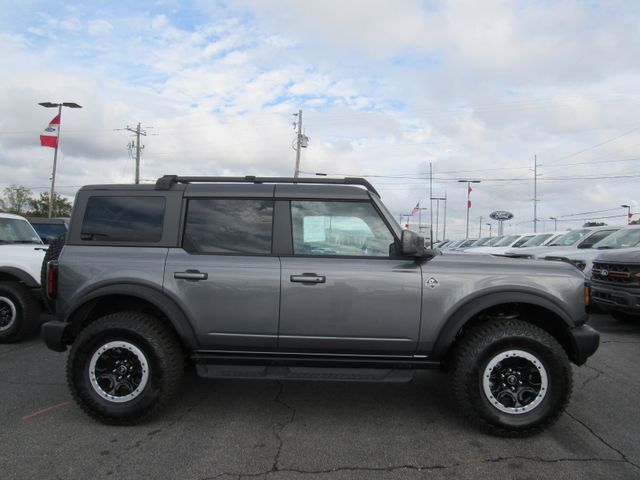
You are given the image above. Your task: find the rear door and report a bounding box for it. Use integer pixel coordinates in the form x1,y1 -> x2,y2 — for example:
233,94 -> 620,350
277,197 -> 422,354
163,186 -> 281,350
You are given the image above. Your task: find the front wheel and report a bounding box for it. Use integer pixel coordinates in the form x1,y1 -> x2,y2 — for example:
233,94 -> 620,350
450,319 -> 572,437
67,312 -> 184,425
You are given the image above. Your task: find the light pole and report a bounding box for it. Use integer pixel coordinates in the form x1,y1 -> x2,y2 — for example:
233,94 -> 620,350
549,217 -> 558,230
458,180 -> 481,239
38,101 -> 82,217
621,204 -> 631,225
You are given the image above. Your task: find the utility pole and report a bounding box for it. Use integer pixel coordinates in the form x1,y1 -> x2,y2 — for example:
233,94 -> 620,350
429,162 -> 433,247
126,123 -> 147,184
479,216 -> 483,238
533,155 -> 542,233
292,110 -> 309,178
432,195 -> 446,243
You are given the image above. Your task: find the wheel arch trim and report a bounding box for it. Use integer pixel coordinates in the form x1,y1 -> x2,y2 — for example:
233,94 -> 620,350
431,290 -> 575,358
64,283 -> 198,349
0,267 -> 39,288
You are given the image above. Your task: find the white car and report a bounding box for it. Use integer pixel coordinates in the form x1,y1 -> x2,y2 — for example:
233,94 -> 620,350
465,233 -> 537,255
502,226 -> 621,259
0,213 -> 48,342
546,225 -> 640,276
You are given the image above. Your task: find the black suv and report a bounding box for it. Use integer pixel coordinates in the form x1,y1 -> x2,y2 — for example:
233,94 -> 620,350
41,175 -> 599,436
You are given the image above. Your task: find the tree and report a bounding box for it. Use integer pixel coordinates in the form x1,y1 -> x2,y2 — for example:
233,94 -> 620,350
2,185 -> 33,215
582,221 -> 606,227
27,192 -> 73,218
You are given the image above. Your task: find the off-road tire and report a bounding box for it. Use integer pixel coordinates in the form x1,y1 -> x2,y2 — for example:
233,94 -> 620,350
67,311 -> 184,425
40,236 -> 65,313
450,319 -> 572,437
0,281 -> 41,343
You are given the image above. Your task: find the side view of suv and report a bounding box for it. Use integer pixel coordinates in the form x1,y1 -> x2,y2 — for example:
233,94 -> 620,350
42,176 -> 599,436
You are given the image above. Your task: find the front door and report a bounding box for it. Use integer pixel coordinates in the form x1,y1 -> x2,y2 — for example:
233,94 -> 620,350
278,200 -> 422,354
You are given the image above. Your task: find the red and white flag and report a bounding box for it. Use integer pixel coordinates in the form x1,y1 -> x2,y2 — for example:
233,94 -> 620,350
40,114 -> 60,148
411,202 -> 419,215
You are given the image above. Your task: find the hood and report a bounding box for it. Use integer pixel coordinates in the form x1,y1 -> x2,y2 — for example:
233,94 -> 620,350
592,247 -> 640,264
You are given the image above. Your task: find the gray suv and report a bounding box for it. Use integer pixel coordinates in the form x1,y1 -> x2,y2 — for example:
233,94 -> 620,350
42,176 -> 599,436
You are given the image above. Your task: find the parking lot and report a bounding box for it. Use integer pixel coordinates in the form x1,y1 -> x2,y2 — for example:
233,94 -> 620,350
0,314 -> 638,480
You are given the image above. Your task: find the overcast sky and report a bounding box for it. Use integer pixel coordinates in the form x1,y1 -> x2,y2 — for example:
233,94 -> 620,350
1,0 -> 639,238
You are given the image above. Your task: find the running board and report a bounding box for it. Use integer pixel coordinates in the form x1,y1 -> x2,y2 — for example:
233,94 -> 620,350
196,365 -> 415,383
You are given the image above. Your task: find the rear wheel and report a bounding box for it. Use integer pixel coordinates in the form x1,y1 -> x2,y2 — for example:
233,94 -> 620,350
0,281 -> 41,343
67,312 -> 184,424
450,319 -> 572,437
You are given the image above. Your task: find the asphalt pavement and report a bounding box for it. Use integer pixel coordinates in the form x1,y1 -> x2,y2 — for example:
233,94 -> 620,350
1,314 -> 639,480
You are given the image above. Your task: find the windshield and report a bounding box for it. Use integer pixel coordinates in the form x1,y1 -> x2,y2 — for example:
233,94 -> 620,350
493,234 -> 521,247
484,236 -> 504,246
548,229 -> 590,246
0,218 -> 42,244
512,235 -> 535,247
593,228 -> 640,249
520,233 -> 553,247
459,239 -> 477,248
471,237 -> 493,247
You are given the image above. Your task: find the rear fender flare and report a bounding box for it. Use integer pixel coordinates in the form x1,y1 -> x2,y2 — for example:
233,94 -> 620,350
64,283 -> 198,350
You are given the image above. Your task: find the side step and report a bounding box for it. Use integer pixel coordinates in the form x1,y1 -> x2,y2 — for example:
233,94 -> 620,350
196,365 -> 415,383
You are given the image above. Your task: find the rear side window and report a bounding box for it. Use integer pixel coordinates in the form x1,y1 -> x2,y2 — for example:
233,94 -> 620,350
81,196 -> 165,242
183,199 -> 273,254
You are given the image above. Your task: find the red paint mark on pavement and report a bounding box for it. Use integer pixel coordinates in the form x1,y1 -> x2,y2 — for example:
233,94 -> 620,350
22,401 -> 71,420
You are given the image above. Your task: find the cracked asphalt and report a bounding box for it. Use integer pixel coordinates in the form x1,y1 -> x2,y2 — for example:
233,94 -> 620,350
1,314 -> 639,480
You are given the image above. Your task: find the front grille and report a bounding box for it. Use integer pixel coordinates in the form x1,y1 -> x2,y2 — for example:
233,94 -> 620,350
591,261 -> 640,286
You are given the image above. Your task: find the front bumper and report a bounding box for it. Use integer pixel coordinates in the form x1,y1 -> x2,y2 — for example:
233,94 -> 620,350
41,320 -> 69,352
568,324 -> 600,366
591,283 -> 640,313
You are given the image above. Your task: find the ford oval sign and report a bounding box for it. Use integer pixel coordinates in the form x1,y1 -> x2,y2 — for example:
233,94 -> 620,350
489,210 -> 514,221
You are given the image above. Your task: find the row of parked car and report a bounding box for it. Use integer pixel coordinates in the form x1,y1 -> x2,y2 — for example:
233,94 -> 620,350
435,225 -> 640,321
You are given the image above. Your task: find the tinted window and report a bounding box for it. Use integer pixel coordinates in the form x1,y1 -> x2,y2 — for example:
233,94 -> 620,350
82,196 -> 165,242
291,201 -> 395,257
184,199 -> 273,254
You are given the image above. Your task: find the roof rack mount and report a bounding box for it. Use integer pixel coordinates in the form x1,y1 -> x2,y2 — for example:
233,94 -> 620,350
155,175 -> 379,196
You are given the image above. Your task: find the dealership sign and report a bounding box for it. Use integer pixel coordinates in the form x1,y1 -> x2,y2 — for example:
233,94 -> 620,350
489,210 -> 514,221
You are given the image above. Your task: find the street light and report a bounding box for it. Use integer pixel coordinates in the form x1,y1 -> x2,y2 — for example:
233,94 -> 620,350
549,217 -> 558,230
621,204 -> 631,225
38,101 -> 82,217
458,180 -> 481,238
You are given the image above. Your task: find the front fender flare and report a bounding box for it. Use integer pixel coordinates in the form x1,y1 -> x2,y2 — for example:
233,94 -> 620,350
431,290 -> 576,359
0,266 -> 39,287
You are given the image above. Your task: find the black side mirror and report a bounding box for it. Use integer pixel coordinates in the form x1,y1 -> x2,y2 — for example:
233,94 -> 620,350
401,230 -> 425,256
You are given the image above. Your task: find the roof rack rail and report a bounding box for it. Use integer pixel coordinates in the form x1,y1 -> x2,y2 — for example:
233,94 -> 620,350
155,175 -> 379,196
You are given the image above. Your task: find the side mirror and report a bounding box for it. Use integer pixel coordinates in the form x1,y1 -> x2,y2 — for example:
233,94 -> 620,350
401,229 -> 425,256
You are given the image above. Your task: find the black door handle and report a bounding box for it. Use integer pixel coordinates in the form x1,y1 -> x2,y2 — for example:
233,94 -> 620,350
290,273 -> 326,284
174,270 -> 208,281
